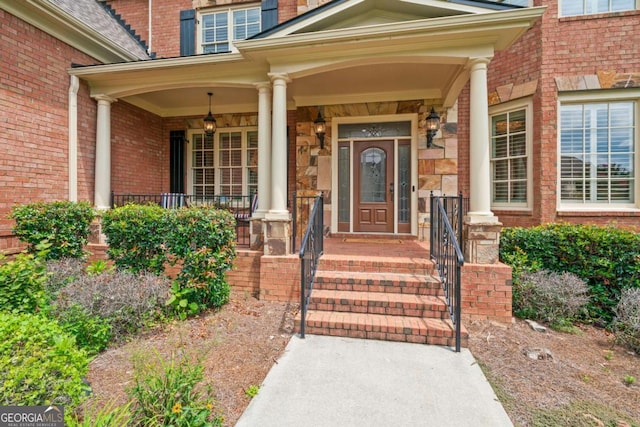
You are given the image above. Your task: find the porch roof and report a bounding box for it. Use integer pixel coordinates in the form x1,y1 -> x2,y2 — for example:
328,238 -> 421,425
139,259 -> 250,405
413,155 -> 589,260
68,4 -> 545,115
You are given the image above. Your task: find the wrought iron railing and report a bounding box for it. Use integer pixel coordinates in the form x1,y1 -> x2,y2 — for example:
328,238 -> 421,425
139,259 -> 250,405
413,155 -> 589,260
291,193 -> 319,253
430,193 -> 466,352
299,194 -> 324,339
111,193 -> 256,247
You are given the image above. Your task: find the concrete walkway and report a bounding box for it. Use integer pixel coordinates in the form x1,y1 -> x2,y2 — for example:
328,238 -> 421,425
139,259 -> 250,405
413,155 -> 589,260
235,335 -> 513,427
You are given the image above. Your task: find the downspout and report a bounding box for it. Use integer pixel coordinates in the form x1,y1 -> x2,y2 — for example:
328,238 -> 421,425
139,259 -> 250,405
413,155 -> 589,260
68,75 -> 79,202
148,0 -> 152,55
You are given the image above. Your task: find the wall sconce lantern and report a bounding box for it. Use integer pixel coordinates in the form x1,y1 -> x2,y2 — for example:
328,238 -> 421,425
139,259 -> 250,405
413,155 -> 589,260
203,92 -> 217,137
425,107 -> 441,148
314,107 -> 326,149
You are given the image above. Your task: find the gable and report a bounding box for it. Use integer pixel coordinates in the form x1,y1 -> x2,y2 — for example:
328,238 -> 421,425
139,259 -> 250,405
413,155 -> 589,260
254,0 -> 521,38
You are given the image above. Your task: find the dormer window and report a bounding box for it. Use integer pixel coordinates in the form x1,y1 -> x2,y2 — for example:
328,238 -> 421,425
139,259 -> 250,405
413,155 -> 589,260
198,5 -> 261,54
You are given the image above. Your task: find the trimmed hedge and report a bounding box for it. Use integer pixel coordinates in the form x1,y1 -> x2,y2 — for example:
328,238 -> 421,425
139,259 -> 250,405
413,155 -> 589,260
101,205 -> 236,318
10,201 -> 94,260
500,223 -> 640,325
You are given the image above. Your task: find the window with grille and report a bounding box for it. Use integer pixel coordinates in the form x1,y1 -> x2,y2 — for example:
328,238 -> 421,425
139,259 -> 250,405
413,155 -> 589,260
560,0 -> 636,16
188,128 -> 258,197
199,5 -> 261,54
560,101 -> 636,206
490,107 -> 530,208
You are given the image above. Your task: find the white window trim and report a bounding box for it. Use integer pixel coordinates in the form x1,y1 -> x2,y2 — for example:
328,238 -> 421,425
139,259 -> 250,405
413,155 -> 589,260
197,3 -> 261,54
489,98 -> 533,211
186,127 -> 258,196
558,0 -> 639,17
557,89 -> 640,212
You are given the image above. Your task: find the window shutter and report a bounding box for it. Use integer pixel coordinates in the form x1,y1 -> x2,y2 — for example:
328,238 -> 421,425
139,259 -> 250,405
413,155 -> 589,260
261,0 -> 278,31
170,130 -> 185,193
180,9 -> 196,56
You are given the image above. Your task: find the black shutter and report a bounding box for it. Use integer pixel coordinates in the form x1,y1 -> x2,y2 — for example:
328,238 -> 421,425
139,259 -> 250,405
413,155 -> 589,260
170,131 -> 185,193
180,9 -> 196,56
261,0 -> 278,31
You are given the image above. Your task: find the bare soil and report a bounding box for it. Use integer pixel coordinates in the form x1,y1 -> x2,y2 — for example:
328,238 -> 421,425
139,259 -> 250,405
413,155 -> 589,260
467,319 -> 640,426
84,296 -> 640,427
84,294 -> 297,426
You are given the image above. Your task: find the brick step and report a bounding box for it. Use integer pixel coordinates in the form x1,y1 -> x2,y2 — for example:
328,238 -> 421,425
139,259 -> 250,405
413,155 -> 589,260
309,289 -> 449,318
296,311 -> 468,347
319,254 -> 434,275
315,270 -> 442,296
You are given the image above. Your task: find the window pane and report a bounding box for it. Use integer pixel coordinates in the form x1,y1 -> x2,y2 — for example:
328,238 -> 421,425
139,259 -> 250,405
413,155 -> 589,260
360,148 -> 386,203
491,108 -> 528,205
560,101 -> 635,205
338,146 -> 350,223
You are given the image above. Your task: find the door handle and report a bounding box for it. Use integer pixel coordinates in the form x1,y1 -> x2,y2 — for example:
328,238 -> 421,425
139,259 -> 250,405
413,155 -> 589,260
389,182 -> 394,194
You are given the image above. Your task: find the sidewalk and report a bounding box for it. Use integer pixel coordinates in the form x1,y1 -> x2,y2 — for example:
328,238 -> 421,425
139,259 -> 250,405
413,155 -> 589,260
235,335 -> 513,427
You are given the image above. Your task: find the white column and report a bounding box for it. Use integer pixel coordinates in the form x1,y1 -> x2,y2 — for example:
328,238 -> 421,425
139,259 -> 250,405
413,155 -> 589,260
267,73 -> 291,218
68,76 -> 79,202
467,58 -> 494,218
254,82 -> 272,219
94,95 -> 116,210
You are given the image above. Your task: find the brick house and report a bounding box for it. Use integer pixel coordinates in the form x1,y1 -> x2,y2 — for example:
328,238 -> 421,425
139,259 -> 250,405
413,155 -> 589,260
1,0 -> 638,343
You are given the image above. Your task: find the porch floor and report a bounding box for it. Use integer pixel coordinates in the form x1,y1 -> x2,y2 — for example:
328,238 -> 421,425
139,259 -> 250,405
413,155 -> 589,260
322,235 -> 430,258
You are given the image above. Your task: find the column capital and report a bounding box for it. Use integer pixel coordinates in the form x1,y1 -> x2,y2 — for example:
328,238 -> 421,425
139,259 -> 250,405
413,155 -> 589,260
255,81 -> 272,92
466,57 -> 492,71
268,72 -> 291,84
93,94 -> 117,104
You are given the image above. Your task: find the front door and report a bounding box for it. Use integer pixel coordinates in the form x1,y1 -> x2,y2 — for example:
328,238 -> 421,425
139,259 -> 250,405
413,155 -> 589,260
354,140 -> 394,232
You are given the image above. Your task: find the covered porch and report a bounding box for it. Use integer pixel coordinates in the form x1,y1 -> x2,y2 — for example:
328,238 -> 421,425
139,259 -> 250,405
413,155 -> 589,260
70,1 -> 544,258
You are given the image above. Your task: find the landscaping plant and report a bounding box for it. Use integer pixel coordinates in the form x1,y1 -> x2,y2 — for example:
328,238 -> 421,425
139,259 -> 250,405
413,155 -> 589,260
128,351 -> 223,426
0,312 -> 89,407
613,288 -> 640,354
102,205 -> 236,319
515,269 -> 589,330
11,201 -> 94,260
0,245 -> 48,314
500,223 -> 640,325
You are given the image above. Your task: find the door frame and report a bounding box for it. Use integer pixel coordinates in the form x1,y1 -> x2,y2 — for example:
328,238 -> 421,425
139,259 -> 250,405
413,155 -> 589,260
330,114 -> 419,235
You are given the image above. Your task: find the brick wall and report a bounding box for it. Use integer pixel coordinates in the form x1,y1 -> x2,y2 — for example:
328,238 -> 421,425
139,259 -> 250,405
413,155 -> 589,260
0,10 -> 98,246
258,255 -> 300,301
461,263 -> 512,323
226,249 -> 262,296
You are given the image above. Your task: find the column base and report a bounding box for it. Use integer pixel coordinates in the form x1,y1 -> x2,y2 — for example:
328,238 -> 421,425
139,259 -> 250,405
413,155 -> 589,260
262,218 -> 291,256
463,214 -> 502,264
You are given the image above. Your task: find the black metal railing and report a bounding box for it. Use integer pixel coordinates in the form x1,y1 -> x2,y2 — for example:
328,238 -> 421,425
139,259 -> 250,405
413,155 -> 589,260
291,192 -> 320,253
430,193 -> 466,352
299,194 -> 324,339
111,193 -> 256,247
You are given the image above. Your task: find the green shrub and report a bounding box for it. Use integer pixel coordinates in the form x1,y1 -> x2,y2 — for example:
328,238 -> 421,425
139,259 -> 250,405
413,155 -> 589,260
102,205 -> 236,319
10,201 -> 94,260
501,223 -> 640,325
55,304 -> 112,356
128,351 -> 223,426
0,248 -> 48,314
53,271 -> 169,342
613,288 -> 640,354
101,204 -> 170,274
516,269 -> 589,328
166,208 -> 235,319
66,400 -> 132,427
0,313 -> 89,407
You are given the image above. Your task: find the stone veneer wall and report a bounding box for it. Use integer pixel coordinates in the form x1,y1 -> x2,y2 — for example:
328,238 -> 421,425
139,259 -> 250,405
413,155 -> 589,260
294,101 -> 459,239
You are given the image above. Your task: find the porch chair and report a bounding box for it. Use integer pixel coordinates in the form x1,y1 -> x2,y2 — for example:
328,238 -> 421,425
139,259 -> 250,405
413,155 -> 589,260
234,193 -> 258,222
160,192 -> 186,209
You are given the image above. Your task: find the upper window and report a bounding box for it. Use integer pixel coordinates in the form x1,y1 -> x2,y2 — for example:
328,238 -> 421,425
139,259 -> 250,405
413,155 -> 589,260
559,100 -> 636,207
199,6 -> 261,54
560,0 -> 637,16
490,105 -> 531,209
